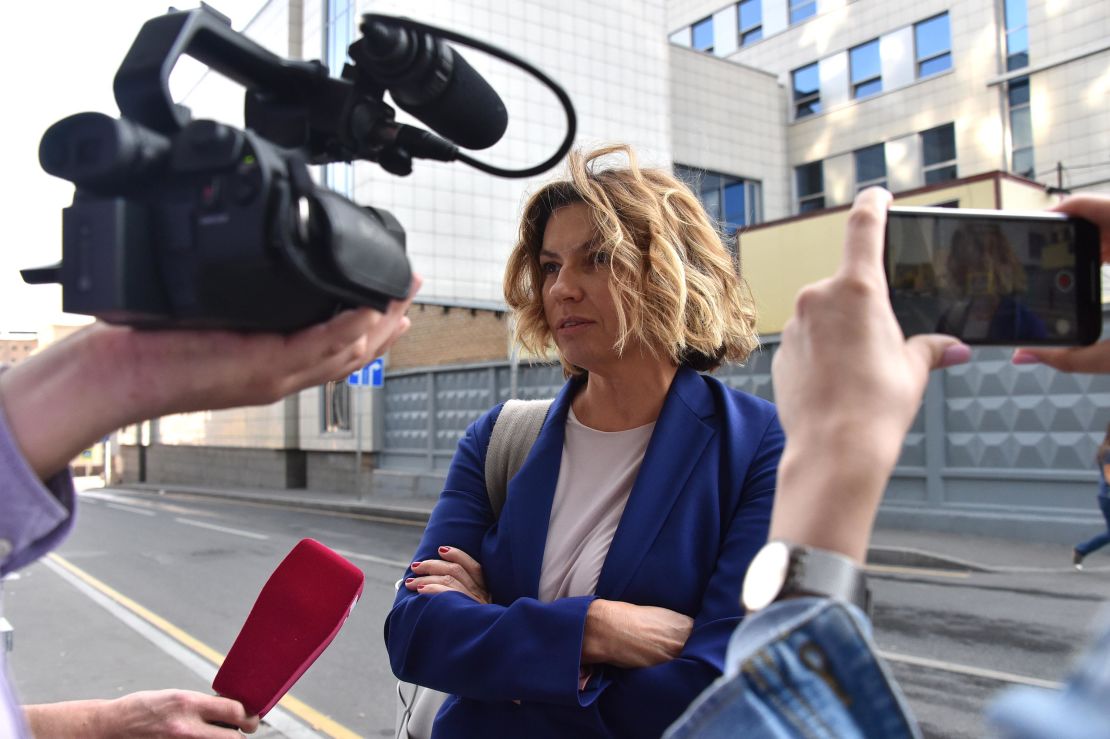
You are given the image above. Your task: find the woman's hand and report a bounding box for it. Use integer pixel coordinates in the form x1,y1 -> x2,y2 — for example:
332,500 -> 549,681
405,546 -> 491,604
581,599 -> 693,669
770,189 -> 967,562
1010,194 -> 1110,373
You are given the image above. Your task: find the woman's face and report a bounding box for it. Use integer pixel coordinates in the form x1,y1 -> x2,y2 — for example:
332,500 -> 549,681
539,203 -> 622,372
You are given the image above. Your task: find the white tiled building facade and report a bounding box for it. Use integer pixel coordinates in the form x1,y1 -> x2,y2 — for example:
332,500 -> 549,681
136,0 -> 1110,482
669,0 -> 1110,217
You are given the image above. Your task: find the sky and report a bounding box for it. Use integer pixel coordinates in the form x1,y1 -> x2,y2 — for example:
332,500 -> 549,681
0,2 -> 262,332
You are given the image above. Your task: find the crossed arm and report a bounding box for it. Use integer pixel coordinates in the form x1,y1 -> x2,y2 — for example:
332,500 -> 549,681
391,406 -> 782,734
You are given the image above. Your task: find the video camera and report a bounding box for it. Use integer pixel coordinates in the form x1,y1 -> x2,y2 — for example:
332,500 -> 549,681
24,5 -> 575,331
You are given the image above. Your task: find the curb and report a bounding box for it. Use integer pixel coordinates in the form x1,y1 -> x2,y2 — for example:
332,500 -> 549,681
117,484 -> 435,524
866,545 -> 990,572
114,485 -> 1105,574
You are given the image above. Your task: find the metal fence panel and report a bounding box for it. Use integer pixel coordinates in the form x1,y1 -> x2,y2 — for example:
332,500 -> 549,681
379,313 -> 1110,541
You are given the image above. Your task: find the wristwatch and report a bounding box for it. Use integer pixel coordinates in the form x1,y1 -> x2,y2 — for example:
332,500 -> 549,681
741,540 -> 871,615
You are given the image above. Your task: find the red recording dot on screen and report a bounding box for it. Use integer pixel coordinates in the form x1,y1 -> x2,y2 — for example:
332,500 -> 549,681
212,538 -> 365,717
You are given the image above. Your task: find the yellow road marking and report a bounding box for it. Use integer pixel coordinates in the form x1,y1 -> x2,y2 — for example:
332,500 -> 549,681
48,553 -> 363,739
865,563 -> 972,579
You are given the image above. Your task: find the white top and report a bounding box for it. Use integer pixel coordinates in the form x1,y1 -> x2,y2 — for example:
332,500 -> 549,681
538,407 -> 655,602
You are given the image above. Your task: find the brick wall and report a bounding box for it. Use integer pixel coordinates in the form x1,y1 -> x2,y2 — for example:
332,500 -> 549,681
389,302 -> 510,370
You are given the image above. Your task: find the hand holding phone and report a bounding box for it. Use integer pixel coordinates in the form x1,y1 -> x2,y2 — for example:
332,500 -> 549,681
885,206 -> 1101,345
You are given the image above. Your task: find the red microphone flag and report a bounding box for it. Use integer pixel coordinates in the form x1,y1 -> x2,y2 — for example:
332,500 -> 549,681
213,538 -> 365,717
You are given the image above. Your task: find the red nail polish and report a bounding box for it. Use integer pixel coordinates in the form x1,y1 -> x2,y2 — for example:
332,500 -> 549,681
416,584 -> 425,590
439,546 -> 451,554
405,578 -> 414,584
412,561 -> 421,568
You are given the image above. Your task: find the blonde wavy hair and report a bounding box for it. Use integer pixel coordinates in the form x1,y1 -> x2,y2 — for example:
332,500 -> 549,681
504,144 -> 760,375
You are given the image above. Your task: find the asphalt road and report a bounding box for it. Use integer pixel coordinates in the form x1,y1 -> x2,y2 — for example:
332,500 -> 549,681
7,488 -> 423,738
6,488 -> 1108,737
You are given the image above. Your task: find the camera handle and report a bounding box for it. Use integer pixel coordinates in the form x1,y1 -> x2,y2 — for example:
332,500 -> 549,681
113,6 -> 331,136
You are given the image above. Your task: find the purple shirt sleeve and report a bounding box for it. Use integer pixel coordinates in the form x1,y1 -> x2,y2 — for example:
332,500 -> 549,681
0,390 -> 77,578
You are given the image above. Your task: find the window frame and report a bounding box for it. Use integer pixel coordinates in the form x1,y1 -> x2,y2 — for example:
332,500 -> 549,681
320,380 -> 352,433
789,0 -> 816,25
795,161 -> 825,214
1008,76 -> 1034,178
854,143 -> 887,192
792,62 -> 821,119
320,0 -> 355,436
849,39 -> 883,100
921,123 -> 958,185
737,0 -> 762,47
323,0 -> 354,196
914,13 -> 952,78
675,164 -> 764,245
1003,0 -> 1029,71
692,15 -> 715,53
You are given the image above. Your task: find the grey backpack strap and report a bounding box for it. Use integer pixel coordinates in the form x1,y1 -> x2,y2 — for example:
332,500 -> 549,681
484,398 -> 553,519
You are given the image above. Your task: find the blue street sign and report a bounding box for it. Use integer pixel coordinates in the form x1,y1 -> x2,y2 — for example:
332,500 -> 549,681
347,358 -> 385,387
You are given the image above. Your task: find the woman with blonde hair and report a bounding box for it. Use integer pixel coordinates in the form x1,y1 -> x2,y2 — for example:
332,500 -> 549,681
386,145 -> 783,738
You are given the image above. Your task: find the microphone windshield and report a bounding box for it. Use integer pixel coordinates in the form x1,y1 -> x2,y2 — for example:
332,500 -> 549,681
357,17 -> 508,150
212,539 -> 365,717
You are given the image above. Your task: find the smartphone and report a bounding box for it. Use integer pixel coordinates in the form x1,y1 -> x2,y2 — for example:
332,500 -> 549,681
885,206 -> 1102,345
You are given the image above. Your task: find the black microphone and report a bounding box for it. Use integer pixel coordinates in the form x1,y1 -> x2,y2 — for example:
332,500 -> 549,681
355,16 -> 508,151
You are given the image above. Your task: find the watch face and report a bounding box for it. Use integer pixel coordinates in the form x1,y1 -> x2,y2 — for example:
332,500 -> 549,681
742,540 -> 790,612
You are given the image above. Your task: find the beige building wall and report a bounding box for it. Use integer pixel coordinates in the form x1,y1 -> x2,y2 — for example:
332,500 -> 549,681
156,401 -> 293,450
1022,50 -> 1110,193
741,173 -> 1057,335
670,48 -> 790,220
667,0 -> 1110,212
0,334 -> 37,365
297,384 -> 379,452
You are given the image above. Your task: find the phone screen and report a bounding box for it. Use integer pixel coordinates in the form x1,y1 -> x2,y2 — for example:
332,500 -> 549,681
885,207 -> 1101,345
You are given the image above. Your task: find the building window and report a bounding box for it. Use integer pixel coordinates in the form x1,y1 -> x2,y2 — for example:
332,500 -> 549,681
738,0 -> 762,46
795,161 -> 824,213
692,16 -> 714,53
321,0 -> 354,435
921,123 -> 957,184
675,165 -> 763,243
1008,76 -> 1034,178
324,0 -> 354,196
915,13 -> 952,77
321,381 -> 351,432
850,40 -> 882,99
1003,0 -> 1028,70
792,62 -> 821,119
790,0 -> 816,25
854,144 -> 887,191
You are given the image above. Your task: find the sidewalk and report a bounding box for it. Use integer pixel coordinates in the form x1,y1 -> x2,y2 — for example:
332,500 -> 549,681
114,479 -> 1110,575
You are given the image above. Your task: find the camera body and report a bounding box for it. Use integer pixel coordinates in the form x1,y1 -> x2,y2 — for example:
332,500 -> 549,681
26,5 -> 456,332
40,114 -> 408,330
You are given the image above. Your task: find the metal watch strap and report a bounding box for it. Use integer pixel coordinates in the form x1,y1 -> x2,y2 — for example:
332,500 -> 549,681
788,546 -> 872,615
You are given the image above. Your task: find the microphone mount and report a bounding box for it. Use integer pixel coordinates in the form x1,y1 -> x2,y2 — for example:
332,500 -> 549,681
113,6 -> 577,178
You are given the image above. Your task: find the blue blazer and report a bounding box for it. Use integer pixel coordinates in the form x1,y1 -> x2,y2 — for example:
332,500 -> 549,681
385,366 -> 784,738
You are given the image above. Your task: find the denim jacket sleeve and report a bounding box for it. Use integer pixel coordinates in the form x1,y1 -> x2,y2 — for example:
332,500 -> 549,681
664,597 -> 921,739
987,605 -> 1110,739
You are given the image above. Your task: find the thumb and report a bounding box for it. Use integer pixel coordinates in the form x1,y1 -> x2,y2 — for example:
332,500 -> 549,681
906,334 -> 970,371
